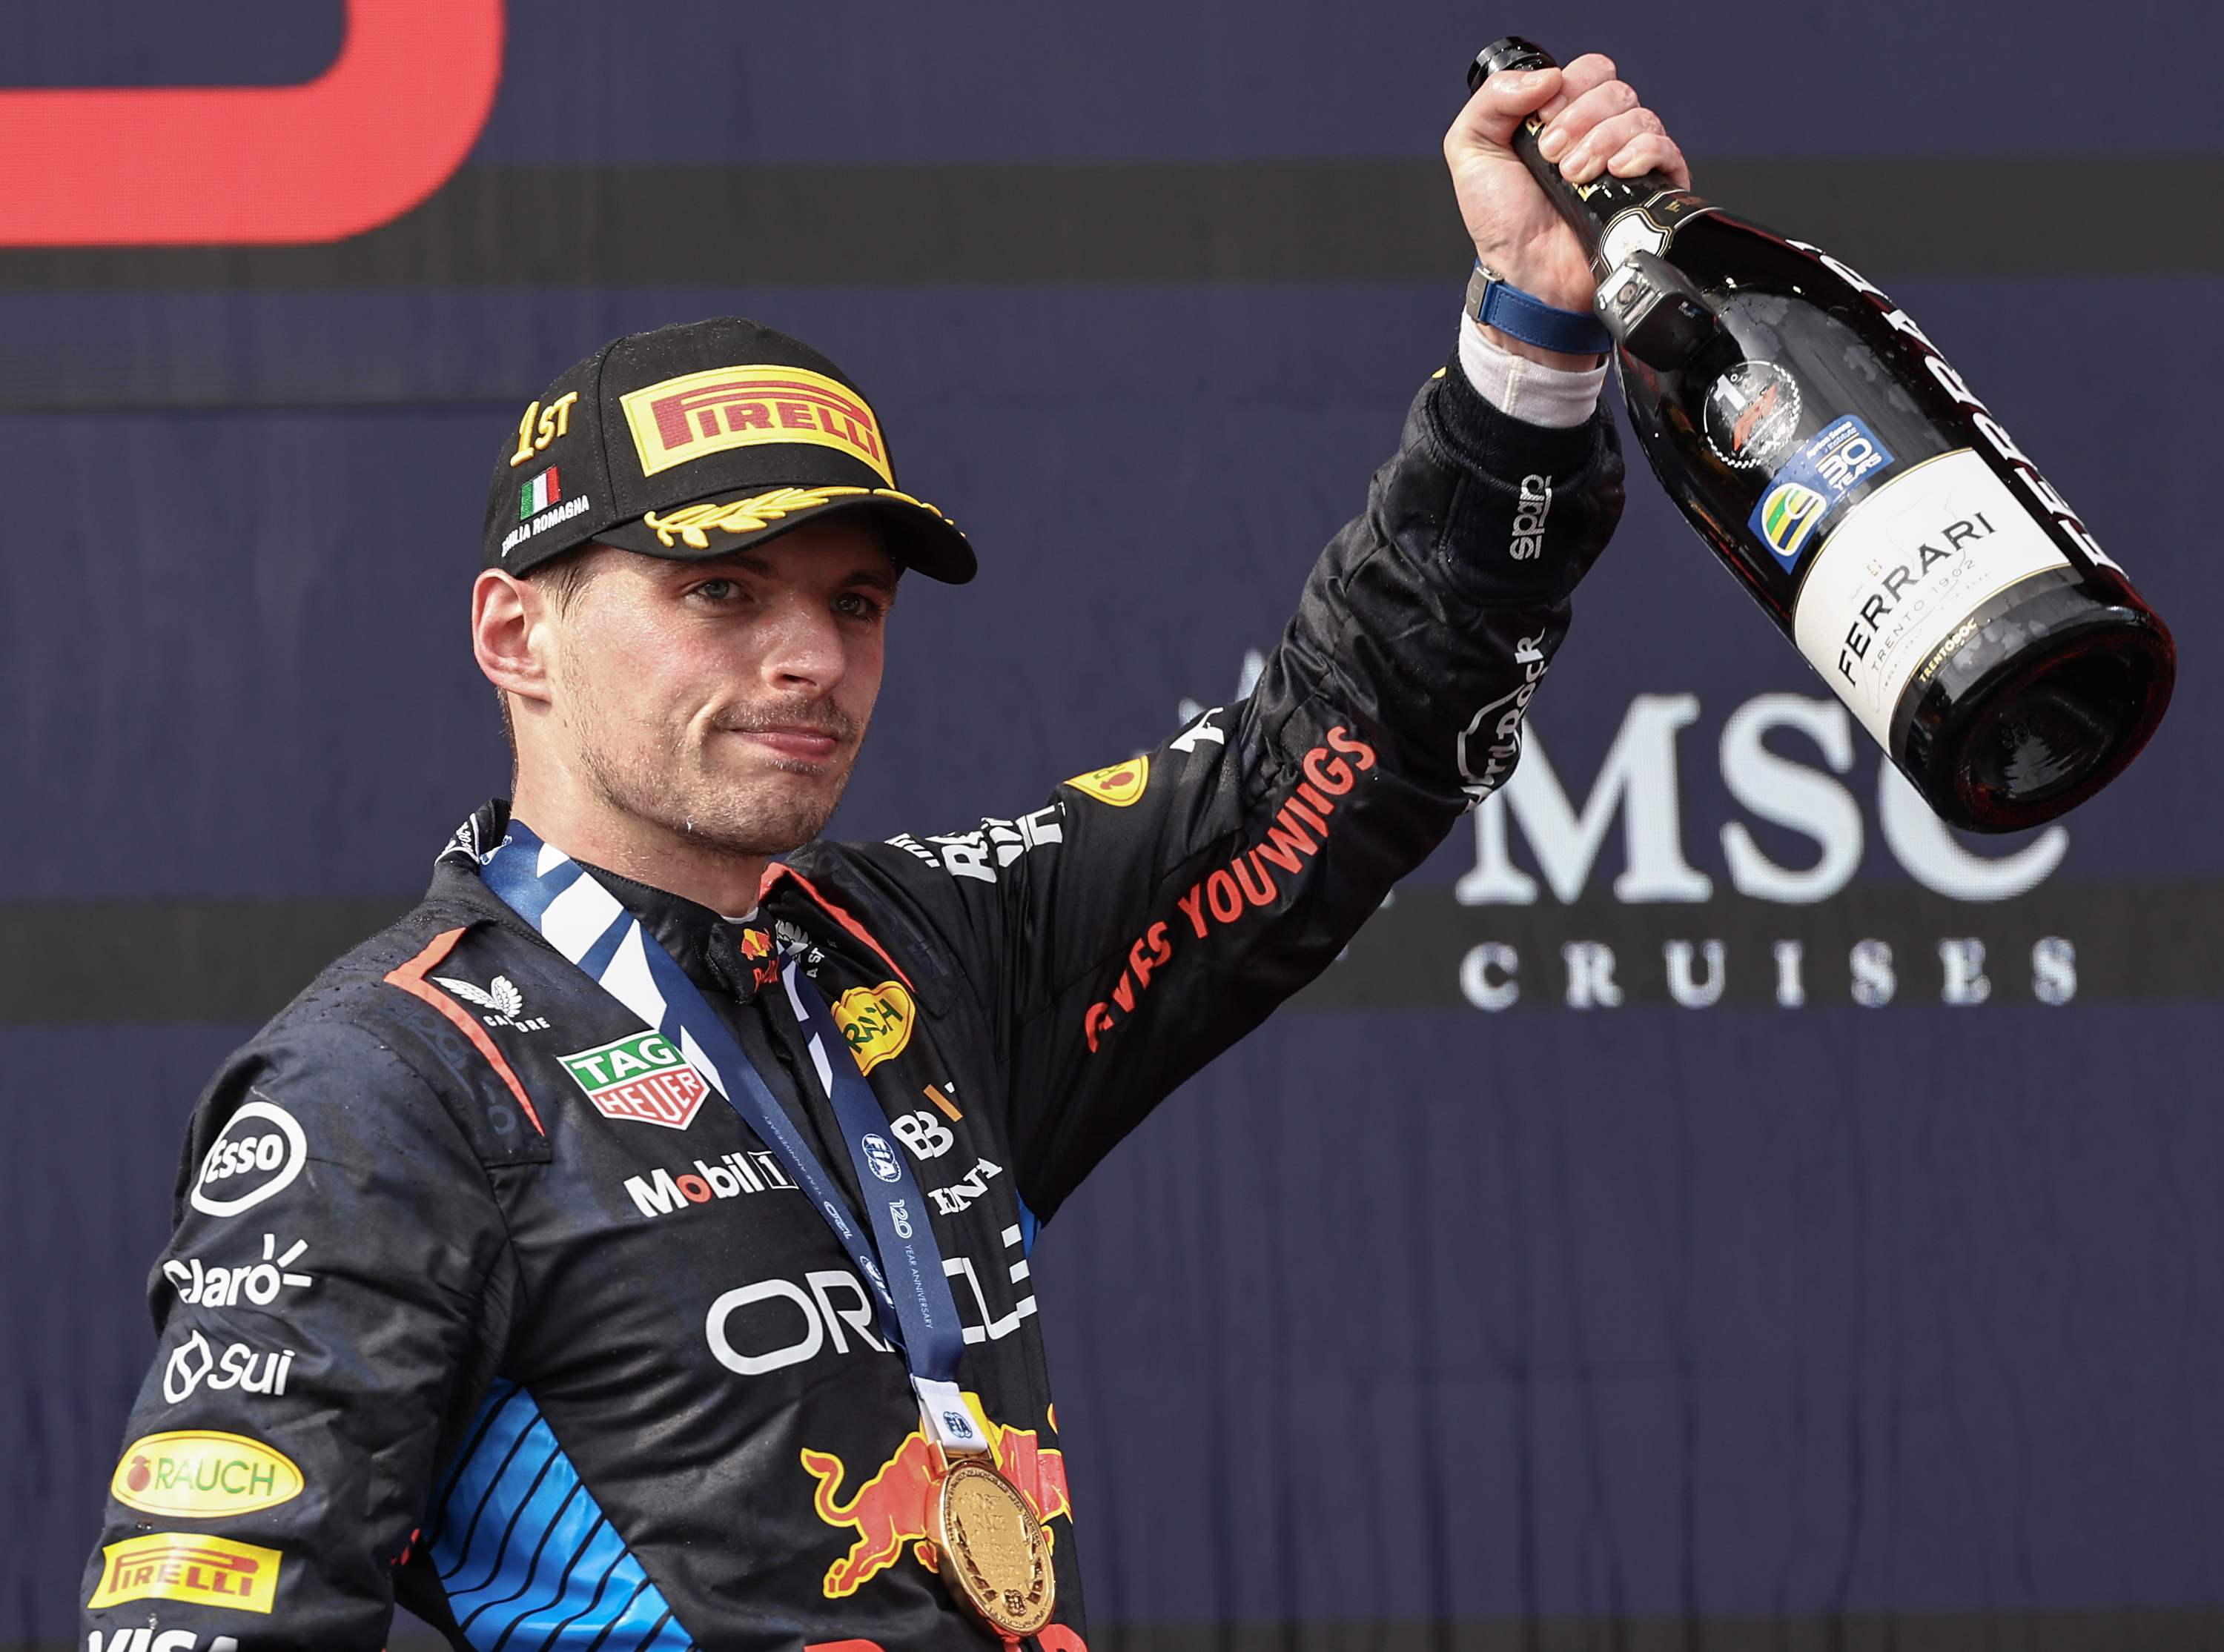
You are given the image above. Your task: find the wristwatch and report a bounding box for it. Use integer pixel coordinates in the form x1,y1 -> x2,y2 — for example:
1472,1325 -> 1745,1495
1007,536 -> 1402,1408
1466,262 -> 1614,356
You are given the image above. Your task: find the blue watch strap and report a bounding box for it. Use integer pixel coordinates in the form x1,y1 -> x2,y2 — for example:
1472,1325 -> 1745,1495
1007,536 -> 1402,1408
1468,262 -> 1614,356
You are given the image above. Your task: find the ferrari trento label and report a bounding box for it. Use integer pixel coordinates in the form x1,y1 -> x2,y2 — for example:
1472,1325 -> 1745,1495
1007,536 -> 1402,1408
830,981 -> 916,1075
559,1031 -> 708,1130
619,364 -> 893,483
1792,449 -> 2071,746
1065,756 -> 1148,806
113,1430 -> 305,1518
87,1531 -> 283,1613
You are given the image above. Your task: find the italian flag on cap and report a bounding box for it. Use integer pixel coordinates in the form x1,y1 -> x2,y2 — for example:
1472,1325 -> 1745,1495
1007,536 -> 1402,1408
519,467 -> 560,520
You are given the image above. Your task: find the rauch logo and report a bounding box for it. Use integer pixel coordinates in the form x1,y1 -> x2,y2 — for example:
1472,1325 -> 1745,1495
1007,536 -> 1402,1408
111,1430 -> 303,1519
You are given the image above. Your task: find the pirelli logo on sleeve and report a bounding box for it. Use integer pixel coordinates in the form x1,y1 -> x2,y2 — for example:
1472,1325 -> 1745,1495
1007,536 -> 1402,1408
619,365 -> 893,483
87,1531 -> 282,1613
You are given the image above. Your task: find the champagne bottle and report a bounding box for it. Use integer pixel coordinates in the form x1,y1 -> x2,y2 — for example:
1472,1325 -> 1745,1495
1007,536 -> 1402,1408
1469,38 -> 2174,832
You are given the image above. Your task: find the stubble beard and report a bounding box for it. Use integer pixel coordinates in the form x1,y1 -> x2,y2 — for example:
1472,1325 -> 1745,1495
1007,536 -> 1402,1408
570,690 -> 864,860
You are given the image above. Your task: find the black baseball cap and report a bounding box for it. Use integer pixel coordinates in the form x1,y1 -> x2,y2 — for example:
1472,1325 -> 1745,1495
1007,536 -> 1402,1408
482,317 -> 975,583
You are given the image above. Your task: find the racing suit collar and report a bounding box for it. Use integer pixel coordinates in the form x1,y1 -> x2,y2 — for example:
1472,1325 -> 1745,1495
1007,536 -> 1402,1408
572,858 -> 774,1006
439,799 -> 776,1005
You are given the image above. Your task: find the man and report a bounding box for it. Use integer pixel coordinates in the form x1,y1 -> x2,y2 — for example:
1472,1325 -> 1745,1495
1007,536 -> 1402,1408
81,55 -> 1684,1652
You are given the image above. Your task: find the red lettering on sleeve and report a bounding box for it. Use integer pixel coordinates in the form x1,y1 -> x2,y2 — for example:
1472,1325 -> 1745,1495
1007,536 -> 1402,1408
1283,792 -> 1329,836
1253,804 -> 1319,875
1205,870 -> 1244,924
1302,748 -> 1354,796
1176,884 -> 1210,938
1231,854 -> 1277,908
1325,725 -> 1377,769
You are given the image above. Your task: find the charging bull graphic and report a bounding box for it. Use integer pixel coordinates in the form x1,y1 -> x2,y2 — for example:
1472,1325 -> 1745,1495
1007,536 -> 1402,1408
799,1403 -> 1071,1598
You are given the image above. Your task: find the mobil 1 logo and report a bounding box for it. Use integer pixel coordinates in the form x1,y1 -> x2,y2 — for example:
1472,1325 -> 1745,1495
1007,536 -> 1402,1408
191,1098 -> 308,1218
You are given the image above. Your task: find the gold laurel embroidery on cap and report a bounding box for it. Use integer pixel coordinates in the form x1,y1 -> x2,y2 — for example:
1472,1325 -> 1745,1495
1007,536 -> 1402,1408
643,487 -> 957,550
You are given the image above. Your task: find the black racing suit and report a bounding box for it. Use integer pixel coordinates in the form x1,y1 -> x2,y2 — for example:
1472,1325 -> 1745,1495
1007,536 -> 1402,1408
80,360 -> 1624,1652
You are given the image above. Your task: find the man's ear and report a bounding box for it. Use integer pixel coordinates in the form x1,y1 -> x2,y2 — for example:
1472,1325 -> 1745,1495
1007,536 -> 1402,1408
473,569 -> 553,707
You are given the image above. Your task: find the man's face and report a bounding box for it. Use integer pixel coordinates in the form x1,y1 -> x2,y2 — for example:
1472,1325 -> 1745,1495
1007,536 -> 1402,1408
540,514 -> 898,860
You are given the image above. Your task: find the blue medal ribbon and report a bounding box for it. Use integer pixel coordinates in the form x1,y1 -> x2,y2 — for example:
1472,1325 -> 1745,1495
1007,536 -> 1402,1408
477,820 -> 984,1450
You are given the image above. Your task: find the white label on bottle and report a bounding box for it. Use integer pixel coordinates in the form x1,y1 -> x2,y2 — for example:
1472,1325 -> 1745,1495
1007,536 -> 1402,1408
1790,448 -> 2070,747
1601,208 -> 1669,270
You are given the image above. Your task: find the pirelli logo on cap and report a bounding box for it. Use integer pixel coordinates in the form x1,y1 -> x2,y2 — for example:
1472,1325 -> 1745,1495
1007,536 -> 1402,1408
620,365 -> 893,484
87,1531 -> 282,1613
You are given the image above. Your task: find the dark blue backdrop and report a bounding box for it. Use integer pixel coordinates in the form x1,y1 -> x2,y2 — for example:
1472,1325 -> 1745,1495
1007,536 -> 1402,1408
4,4 -> 2219,1647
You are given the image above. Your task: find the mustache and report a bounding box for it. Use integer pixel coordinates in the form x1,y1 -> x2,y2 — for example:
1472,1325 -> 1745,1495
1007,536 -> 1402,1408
712,697 -> 859,742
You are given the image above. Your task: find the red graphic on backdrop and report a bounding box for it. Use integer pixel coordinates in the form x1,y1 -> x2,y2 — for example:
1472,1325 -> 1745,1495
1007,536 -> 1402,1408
0,0 -> 503,246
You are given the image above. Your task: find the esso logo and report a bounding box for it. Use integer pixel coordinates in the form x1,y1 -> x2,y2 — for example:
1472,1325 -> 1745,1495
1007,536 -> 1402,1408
190,1099 -> 308,1218
861,1134 -> 902,1183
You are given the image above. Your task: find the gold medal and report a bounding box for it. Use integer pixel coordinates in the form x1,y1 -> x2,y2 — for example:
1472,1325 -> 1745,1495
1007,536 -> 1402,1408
933,1453 -> 1056,1638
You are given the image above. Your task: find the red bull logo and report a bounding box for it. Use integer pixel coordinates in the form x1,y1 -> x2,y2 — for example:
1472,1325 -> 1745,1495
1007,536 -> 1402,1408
799,1401 -> 1072,1598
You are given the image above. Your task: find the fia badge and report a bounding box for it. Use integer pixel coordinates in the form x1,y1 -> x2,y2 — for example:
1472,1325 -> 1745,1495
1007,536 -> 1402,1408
933,1453 -> 1056,1637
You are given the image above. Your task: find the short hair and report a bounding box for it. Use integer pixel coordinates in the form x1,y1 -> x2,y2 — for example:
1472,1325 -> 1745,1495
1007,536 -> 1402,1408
494,543 -> 609,759
529,543 -> 603,616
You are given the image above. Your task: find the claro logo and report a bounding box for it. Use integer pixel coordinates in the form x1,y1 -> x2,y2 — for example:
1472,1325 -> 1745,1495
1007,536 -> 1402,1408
190,1100 -> 308,1218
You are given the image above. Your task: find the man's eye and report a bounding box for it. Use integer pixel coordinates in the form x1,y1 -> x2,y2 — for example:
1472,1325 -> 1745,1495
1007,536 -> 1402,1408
693,579 -> 737,601
833,592 -> 881,620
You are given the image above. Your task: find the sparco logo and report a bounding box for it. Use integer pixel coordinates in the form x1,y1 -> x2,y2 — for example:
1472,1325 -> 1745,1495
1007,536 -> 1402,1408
190,1098 -> 308,1218
1510,474 -> 1551,560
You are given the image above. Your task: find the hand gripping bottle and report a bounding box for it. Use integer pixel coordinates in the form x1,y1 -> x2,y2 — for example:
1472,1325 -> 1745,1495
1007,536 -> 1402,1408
1469,37 -> 2174,830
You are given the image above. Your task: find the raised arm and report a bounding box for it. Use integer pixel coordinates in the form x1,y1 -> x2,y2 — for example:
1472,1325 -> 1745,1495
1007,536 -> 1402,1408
807,62 -> 1685,1220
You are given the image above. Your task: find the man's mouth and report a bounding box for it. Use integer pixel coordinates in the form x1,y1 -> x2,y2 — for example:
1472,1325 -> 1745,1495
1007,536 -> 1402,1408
712,698 -> 857,769
735,726 -> 841,765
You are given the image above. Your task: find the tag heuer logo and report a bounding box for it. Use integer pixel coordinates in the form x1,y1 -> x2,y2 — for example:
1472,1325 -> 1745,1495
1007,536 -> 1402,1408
559,1031 -> 706,1130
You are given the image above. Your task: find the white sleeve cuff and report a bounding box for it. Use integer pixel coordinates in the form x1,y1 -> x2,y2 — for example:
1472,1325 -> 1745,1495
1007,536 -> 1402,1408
1457,311 -> 1609,430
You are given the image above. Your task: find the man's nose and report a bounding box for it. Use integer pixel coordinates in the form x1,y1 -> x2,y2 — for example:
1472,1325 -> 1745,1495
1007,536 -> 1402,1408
758,597 -> 846,691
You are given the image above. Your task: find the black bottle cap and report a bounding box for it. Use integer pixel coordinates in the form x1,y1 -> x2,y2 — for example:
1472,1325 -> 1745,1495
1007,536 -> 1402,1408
1469,36 -> 1559,94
